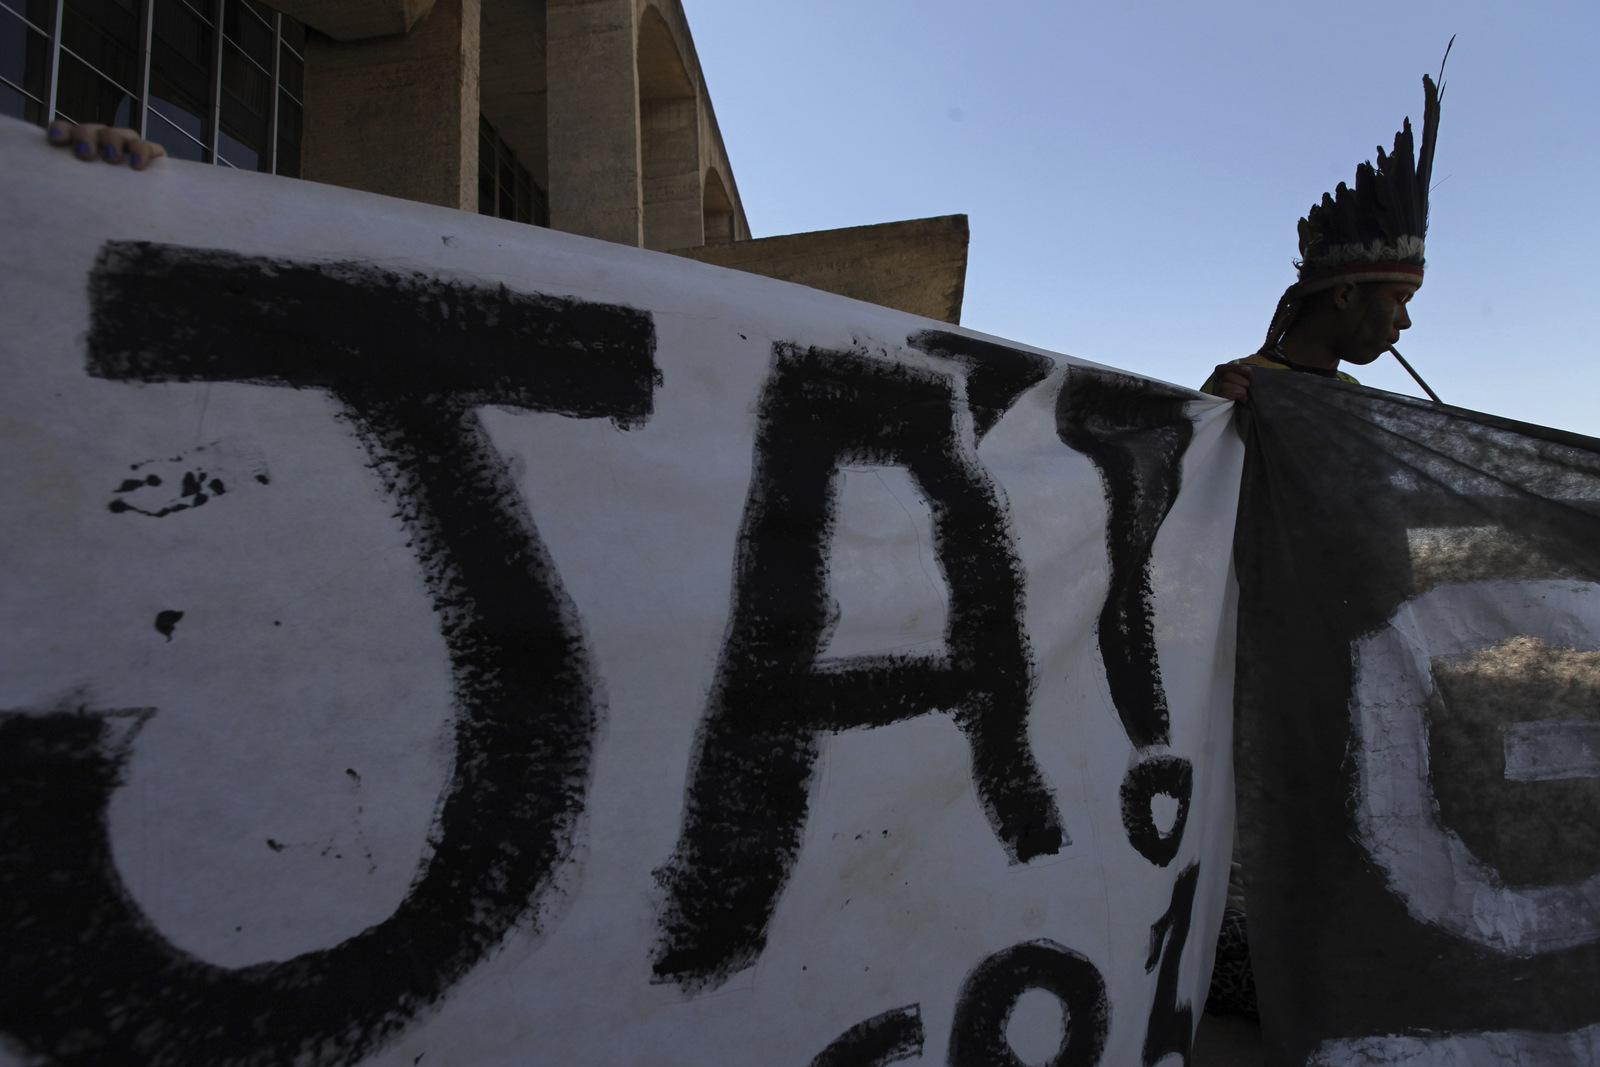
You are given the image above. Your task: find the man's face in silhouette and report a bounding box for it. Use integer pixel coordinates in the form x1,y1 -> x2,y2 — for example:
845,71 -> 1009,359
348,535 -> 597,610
1335,281 -> 1417,366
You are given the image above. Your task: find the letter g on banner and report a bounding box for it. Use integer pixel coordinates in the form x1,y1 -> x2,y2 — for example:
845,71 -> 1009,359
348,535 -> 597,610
1350,579 -> 1600,956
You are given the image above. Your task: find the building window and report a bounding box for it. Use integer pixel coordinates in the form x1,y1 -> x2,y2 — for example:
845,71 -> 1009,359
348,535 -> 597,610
478,114 -> 548,227
0,0 -> 304,176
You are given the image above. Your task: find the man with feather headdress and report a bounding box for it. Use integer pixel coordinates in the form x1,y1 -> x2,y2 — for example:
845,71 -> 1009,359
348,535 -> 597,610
1204,61 -> 1445,403
1199,60 -> 1447,1023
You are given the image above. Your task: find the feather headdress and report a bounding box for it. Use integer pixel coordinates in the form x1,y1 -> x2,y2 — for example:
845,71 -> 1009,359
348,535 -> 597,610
1264,44 -> 1449,347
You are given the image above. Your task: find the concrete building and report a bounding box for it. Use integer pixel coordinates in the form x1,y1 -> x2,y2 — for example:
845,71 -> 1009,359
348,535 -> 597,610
4,0 -> 967,322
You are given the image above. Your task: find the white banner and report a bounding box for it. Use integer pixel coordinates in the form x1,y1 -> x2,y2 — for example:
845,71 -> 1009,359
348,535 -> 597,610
0,117 -> 1240,1067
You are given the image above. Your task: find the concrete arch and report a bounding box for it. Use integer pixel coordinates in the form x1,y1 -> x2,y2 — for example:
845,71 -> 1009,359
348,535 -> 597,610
637,5 -> 701,250
637,4 -> 695,99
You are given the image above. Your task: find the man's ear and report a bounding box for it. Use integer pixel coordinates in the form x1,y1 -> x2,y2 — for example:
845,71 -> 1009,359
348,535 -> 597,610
1329,282 -> 1360,312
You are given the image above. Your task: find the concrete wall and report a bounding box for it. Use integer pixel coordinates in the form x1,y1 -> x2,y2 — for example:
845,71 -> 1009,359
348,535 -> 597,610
543,0 -> 750,248
301,0 -> 481,211
675,215 -> 970,325
637,0 -> 749,244
292,0 -> 750,248
546,0 -> 641,244
283,0 -> 966,323
637,6 -> 700,251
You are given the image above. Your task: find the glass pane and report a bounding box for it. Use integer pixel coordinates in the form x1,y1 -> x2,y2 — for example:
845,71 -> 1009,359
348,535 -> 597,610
220,40 -> 267,161
146,103 -> 204,161
54,50 -> 133,125
216,126 -> 256,170
532,181 -> 549,227
0,76 -> 20,117
62,0 -> 139,92
2,1 -> 59,32
273,89 -> 298,176
172,0 -> 211,25
0,75 -> 44,122
148,92 -> 200,139
219,102 -> 265,167
0,5 -> 48,106
518,161 -> 533,223
477,116 -> 542,226
477,129 -> 494,215
278,12 -> 302,54
497,150 -> 512,206
223,0 -> 272,72
150,0 -> 212,145
222,39 -> 266,111
276,38 -> 300,99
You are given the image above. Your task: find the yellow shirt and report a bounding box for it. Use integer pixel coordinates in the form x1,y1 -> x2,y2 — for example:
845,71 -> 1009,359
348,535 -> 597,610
1201,351 -> 1359,396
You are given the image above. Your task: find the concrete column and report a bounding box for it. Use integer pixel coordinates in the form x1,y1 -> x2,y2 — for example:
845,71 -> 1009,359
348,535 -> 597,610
546,0 -> 641,245
702,168 -> 735,247
300,0 -> 481,211
640,96 -> 699,250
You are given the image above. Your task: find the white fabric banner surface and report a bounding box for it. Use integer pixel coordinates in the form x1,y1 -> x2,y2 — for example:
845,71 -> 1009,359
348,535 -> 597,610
0,117 -> 1240,1067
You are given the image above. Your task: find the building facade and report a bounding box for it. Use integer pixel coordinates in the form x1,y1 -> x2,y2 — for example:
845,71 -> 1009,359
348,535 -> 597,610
2,0 -> 967,322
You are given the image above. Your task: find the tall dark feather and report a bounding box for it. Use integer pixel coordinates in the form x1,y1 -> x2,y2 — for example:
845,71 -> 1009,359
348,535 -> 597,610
1296,42 -> 1451,277
1416,35 -> 1452,222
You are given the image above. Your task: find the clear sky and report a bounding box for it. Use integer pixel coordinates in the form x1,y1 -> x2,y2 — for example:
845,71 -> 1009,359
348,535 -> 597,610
679,1 -> 1600,437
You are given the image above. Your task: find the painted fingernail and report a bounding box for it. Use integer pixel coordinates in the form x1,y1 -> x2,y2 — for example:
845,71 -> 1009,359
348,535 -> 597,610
48,124 -> 65,139
102,144 -> 119,161
75,140 -> 91,156
130,152 -> 142,167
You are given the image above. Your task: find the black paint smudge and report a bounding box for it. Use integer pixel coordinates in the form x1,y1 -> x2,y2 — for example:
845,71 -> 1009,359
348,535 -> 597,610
180,471 -> 211,506
0,241 -> 657,1067
1142,863 -> 1200,1067
153,610 -> 184,641
108,498 -> 189,518
906,329 -> 1055,440
808,1003 -> 924,1067
1056,366 -> 1196,749
948,939 -> 1109,1067
265,838 -> 285,852
653,344 -> 1060,993
1120,755 -> 1193,868
109,467 -> 224,517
